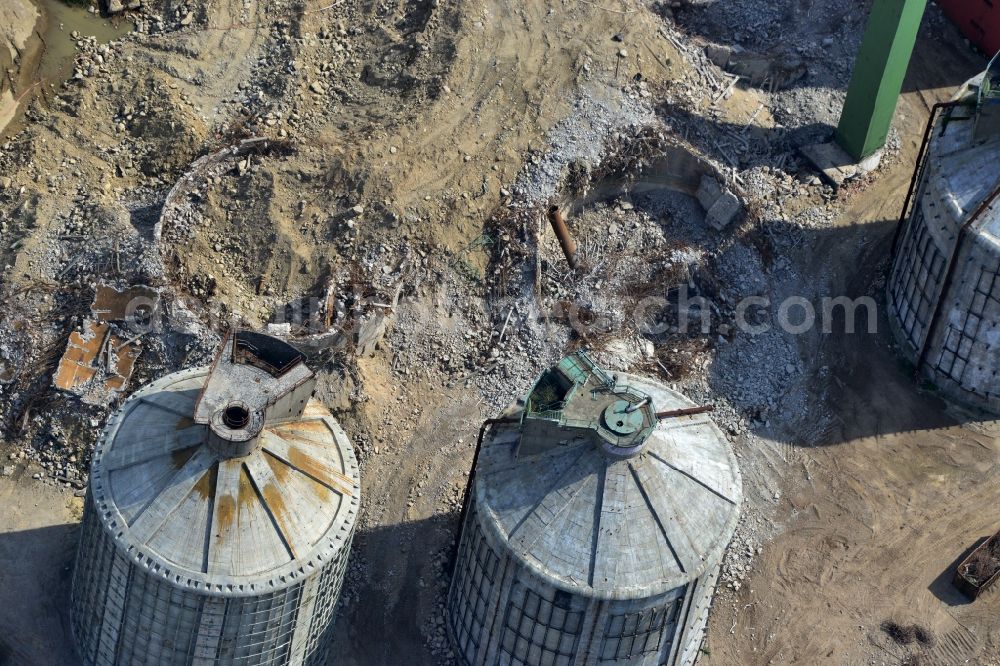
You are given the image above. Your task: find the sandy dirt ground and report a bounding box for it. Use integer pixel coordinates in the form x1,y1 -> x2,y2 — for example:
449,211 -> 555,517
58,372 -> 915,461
0,466 -> 82,666
0,0 -> 998,665
701,44 -> 1000,666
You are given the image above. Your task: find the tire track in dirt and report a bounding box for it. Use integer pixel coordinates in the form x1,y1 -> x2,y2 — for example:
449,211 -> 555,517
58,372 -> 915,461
351,0 -> 680,248
141,0 -> 270,127
703,60 -> 1000,664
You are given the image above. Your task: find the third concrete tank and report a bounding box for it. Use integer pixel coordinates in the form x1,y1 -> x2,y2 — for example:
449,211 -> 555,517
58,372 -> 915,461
888,61 -> 1000,412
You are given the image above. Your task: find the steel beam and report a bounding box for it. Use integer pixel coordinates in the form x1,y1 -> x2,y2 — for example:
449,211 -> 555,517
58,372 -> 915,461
836,0 -> 927,160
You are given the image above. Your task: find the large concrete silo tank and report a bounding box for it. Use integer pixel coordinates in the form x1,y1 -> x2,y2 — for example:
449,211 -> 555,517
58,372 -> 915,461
446,350 -> 743,665
888,61 -> 1000,412
70,331 -> 360,665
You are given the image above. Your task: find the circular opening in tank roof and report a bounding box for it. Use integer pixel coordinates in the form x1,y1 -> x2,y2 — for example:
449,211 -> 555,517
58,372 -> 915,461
222,403 -> 250,429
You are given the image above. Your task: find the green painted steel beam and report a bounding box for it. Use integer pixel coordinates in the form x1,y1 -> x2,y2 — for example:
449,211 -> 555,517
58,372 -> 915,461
836,0 -> 927,161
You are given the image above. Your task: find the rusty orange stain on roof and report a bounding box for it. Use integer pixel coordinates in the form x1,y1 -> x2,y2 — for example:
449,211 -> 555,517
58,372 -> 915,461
302,402 -> 331,418
279,420 -> 329,435
238,465 -> 256,509
264,451 -> 292,483
215,494 -> 236,537
192,464 -> 218,500
263,449 -> 334,502
261,481 -> 298,559
285,446 -> 354,498
170,445 -> 198,470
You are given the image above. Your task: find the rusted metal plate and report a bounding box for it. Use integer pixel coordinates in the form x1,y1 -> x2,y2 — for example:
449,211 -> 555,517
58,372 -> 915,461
53,321 -> 109,391
53,320 -> 142,399
53,283 -> 158,402
91,284 -> 159,322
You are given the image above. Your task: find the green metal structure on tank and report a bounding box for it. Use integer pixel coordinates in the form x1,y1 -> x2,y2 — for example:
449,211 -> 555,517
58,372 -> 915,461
447,350 -> 743,666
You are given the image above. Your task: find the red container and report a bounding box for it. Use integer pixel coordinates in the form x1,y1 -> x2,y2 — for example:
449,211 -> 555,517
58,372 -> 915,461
937,0 -> 1000,55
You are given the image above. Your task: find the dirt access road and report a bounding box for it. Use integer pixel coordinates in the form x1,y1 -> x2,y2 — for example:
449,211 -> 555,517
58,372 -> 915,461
701,37 -> 1000,666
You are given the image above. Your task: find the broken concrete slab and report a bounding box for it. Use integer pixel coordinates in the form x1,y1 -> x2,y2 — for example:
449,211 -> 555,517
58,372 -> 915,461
697,175 -> 742,230
705,44 -> 737,69
800,142 -> 883,187
356,313 -> 391,357
266,322 -> 292,336
703,43 -> 806,90
706,191 -> 742,230
696,175 -> 724,210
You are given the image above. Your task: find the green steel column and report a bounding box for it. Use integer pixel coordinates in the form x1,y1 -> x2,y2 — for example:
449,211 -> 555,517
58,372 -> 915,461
835,0 -> 926,161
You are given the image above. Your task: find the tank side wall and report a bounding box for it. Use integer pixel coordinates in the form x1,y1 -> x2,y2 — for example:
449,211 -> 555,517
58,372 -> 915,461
302,532 -> 355,666
215,584 -> 303,664
920,232 -> 1000,412
490,571 -> 590,666
447,501 -> 692,666
71,495 -> 120,666
447,502 -> 507,666
72,504 -> 351,666
888,182 -> 952,359
674,564 -> 721,666
591,590 -> 689,666
888,133 -> 1000,413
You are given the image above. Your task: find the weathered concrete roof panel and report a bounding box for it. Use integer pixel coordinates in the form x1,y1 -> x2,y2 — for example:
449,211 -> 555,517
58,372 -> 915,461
475,368 -> 742,600
90,366 -> 360,592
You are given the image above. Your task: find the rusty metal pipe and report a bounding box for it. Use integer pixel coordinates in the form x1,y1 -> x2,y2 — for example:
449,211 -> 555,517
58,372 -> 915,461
547,205 -> 577,269
624,397 -> 651,414
655,404 -> 714,420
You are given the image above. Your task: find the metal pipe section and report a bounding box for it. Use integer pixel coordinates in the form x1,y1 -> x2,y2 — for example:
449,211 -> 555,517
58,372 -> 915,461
624,397 -> 651,414
655,404 -> 714,420
546,205 -> 577,269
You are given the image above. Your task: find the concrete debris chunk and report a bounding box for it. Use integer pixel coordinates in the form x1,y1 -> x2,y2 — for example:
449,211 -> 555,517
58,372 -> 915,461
703,43 -> 806,89
800,142 -> 882,187
265,322 -> 292,336
356,313 -> 390,356
697,175 -> 742,230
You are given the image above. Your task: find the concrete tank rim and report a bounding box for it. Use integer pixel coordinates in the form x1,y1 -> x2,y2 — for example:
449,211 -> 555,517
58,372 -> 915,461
87,367 -> 361,596
472,373 -> 743,601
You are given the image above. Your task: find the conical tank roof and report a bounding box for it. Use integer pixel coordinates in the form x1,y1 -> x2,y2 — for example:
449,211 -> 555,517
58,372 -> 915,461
473,353 -> 741,600
88,334 -> 359,594
924,70 -> 1000,240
